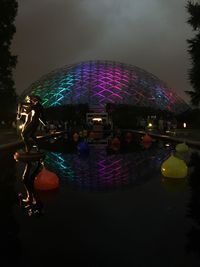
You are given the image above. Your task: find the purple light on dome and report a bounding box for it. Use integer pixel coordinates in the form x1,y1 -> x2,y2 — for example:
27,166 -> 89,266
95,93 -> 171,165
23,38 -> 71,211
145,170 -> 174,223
83,65 -> 130,108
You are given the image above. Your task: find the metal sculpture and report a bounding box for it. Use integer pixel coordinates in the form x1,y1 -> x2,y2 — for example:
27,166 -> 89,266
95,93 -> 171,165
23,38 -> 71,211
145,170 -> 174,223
17,95 -> 46,153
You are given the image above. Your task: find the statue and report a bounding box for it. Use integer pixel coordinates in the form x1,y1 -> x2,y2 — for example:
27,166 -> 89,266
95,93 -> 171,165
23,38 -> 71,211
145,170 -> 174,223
17,95 -> 46,153
18,160 -> 44,217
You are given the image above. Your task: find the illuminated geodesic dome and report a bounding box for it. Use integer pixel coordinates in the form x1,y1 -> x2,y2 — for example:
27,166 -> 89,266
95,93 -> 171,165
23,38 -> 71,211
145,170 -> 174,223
20,60 -> 189,113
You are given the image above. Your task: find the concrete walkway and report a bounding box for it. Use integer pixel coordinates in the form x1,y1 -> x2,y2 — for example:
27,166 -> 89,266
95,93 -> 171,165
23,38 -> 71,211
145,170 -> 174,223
0,129 -> 67,151
130,130 -> 200,149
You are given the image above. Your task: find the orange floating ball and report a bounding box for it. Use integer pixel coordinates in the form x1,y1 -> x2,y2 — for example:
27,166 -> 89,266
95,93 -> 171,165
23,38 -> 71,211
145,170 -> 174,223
142,134 -> 152,143
34,168 -> 59,191
73,132 -> 79,142
111,137 -> 121,151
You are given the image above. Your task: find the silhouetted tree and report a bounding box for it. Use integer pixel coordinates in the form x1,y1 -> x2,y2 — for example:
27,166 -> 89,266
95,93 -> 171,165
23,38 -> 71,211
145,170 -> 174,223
0,0 -> 18,120
186,1 -> 200,106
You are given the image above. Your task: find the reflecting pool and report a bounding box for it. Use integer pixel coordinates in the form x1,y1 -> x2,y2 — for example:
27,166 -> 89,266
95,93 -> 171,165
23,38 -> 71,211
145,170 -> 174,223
1,140 -> 200,267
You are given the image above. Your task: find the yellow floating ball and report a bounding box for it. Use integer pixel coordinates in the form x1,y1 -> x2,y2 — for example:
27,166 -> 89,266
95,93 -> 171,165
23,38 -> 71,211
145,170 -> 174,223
175,142 -> 189,153
83,130 -> 88,137
161,155 -> 188,178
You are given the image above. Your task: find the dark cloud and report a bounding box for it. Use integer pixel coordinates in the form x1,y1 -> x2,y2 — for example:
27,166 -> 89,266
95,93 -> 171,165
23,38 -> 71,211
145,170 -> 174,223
12,0 -> 193,102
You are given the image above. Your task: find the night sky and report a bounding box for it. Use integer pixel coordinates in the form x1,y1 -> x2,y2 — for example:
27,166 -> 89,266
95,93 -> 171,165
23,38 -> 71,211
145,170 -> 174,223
11,0 -> 193,103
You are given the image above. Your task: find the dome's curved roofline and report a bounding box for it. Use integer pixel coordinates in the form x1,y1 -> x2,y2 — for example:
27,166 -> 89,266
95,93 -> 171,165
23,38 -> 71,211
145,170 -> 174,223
20,60 -> 190,114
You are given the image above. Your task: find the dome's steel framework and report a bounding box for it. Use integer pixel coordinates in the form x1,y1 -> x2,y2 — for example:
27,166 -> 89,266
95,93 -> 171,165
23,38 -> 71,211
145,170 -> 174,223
21,60 -> 189,113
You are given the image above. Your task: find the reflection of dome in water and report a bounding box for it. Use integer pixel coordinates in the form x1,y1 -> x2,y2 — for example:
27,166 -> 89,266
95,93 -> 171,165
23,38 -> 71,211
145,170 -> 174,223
44,147 -> 172,191
21,60 -> 189,113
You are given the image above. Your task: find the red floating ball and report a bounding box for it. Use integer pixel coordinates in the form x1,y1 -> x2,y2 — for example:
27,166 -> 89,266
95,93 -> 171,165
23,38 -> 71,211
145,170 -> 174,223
34,168 -> 59,191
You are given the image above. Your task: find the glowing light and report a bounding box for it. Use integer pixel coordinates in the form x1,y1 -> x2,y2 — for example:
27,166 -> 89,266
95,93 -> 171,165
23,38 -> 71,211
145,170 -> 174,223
183,122 -> 187,128
19,124 -> 23,129
148,123 -> 153,128
92,118 -> 102,122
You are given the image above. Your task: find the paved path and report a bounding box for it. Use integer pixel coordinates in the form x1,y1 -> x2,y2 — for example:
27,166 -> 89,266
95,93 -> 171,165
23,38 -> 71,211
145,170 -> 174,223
131,130 -> 200,149
0,129 -> 68,151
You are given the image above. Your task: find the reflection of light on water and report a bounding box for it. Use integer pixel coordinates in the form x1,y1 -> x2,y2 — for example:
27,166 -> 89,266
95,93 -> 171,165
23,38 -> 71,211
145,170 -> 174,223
44,152 -> 77,183
44,146 -> 172,191
165,143 -> 170,147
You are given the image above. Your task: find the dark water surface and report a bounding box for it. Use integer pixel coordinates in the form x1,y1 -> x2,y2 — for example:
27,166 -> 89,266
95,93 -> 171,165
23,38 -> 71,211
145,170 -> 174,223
1,140 -> 200,267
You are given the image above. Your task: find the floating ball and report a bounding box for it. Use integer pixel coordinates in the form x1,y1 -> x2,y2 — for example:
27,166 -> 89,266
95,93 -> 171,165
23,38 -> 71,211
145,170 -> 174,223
125,132 -> 133,143
34,168 -> 59,191
89,131 -> 95,139
142,134 -> 152,143
111,137 -> 121,151
77,141 -> 90,154
175,142 -> 189,153
161,155 -> 188,178
73,132 -> 79,142
83,130 -> 88,137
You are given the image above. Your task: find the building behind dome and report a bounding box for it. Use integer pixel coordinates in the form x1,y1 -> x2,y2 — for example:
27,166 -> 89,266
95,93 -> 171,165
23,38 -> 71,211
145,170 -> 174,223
20,60 -> 189,114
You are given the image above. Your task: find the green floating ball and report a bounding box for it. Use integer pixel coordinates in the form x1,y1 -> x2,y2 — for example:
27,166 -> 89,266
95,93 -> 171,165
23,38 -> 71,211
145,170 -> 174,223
161,155 -> 188,178
175,142 -> 189,153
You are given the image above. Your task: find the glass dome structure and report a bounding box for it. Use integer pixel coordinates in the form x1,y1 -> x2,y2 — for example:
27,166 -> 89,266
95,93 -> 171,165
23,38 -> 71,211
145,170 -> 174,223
20,60 -> 189,113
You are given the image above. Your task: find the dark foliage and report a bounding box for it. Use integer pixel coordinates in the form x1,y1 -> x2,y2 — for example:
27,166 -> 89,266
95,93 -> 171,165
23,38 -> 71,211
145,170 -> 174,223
0,0 -> 18,120
176,108 -> 200,128
186,152 -> 200,255
106,103 -> 173,129
186,1 -> 200,106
